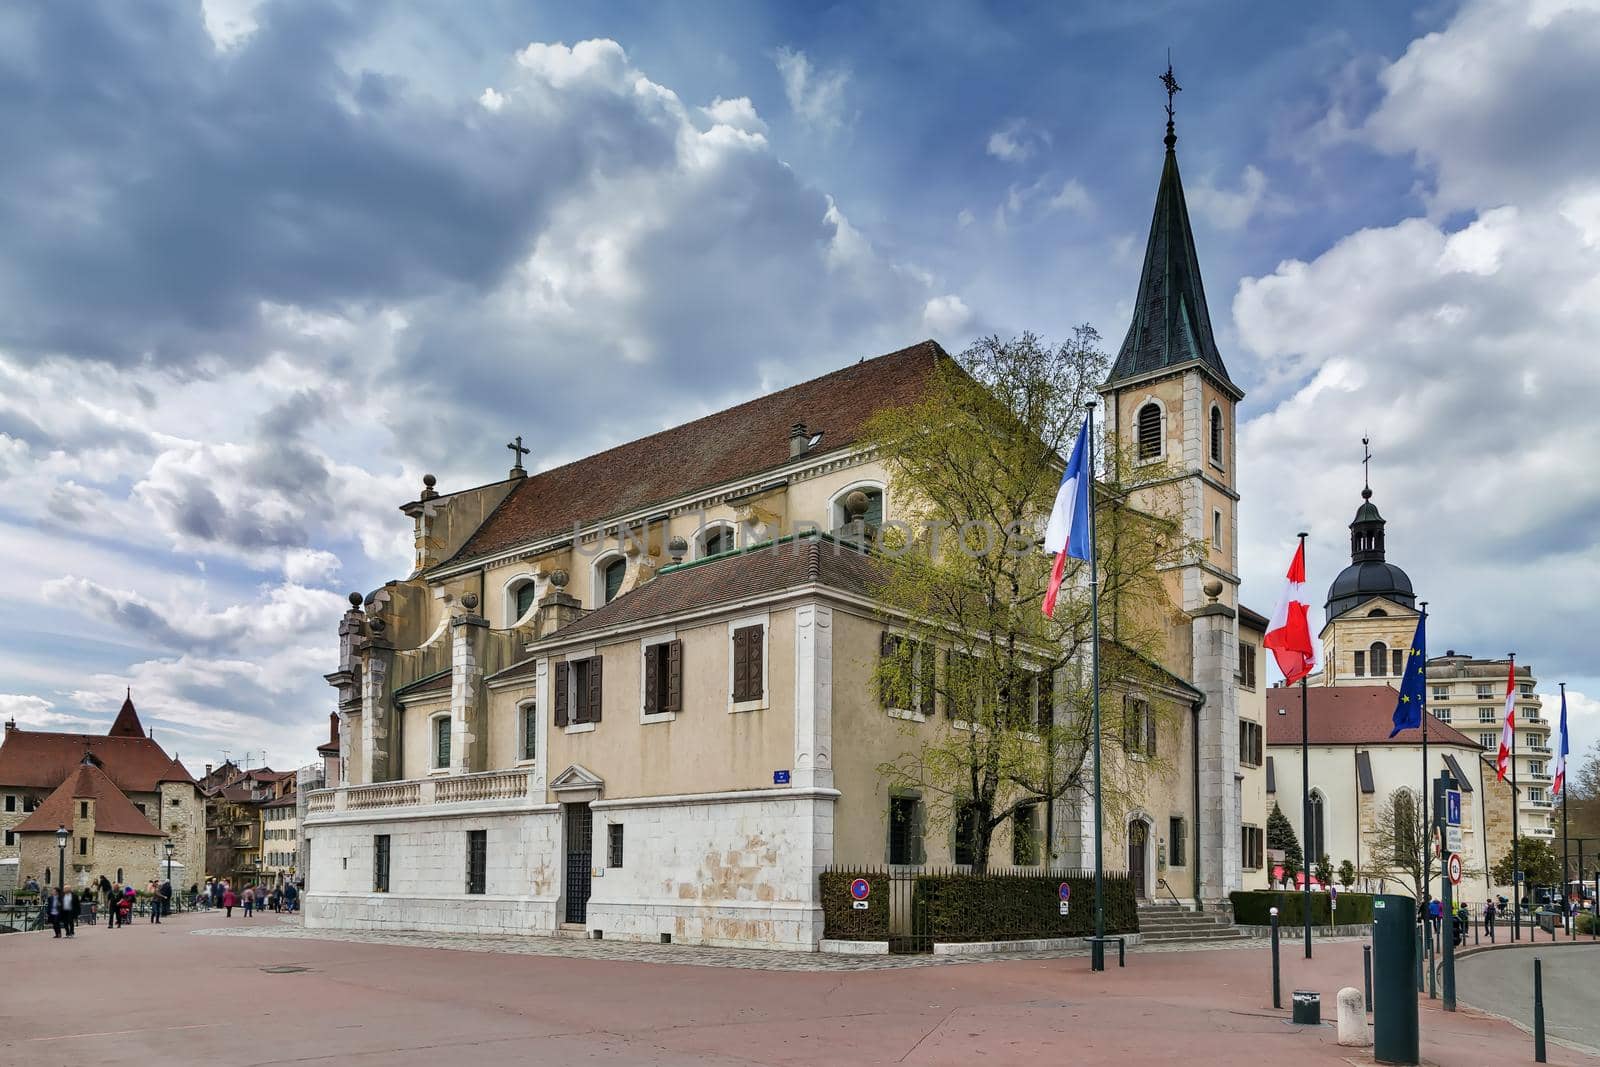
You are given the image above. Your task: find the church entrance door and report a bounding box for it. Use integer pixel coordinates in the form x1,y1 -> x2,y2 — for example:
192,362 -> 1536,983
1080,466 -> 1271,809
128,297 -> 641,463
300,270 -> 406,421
1128,821 -> 1148,899
564,803 -> 593,925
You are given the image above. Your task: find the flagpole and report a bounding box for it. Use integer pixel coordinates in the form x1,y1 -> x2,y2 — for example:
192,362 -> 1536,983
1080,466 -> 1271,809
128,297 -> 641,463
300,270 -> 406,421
1420,601 -> 1431,972
1298,531 -> 1311,960
1085,401 -> 1105,971
1560,681 -> 1569,934
1510,653 -> 1521,941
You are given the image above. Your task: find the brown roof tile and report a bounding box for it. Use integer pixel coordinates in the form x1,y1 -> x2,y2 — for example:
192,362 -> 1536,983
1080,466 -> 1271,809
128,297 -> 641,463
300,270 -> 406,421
109,692 -> 145,738
501,535 -> 880,661
15,762 -> 165,837
0,729 -> 196,793
443,341 -> 946,567
1265,685 -> 1481,748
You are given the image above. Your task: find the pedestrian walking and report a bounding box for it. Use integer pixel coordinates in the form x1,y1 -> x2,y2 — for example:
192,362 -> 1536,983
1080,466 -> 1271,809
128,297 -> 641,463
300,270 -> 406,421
222,885 -> 237,918
48,887 -> 64,938
61,885 -> 78,937
242,886 -> 255,918
118,886 -> 134,926
1484,899 -> 1496,942
160,880 -> 172,920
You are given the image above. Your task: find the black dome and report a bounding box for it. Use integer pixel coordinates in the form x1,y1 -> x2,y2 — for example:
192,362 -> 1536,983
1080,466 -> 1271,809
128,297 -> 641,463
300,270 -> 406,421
1326,560 -> 1415,618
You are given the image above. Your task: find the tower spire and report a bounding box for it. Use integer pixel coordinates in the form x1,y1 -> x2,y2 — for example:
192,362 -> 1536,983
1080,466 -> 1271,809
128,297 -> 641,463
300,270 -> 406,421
1362,435 -> 1373,500
1160,54 -> 1181,149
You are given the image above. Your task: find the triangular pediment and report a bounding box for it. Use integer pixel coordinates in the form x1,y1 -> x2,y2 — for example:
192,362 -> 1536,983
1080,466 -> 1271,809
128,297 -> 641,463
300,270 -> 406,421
1318,594 -> 1419,637
550,763 -> 604,795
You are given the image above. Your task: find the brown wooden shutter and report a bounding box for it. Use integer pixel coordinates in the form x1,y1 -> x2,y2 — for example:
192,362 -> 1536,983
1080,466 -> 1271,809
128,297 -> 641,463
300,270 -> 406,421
878,633 -> 899,707
918,644 -> 936,717
587,655 -> 603,723
732,627 -> 750,701
1145,700 -> 1157,756
748,626 -> 763,700
666,640 -> 682,714
644,644 -> 660,715
554,661 -> 569,727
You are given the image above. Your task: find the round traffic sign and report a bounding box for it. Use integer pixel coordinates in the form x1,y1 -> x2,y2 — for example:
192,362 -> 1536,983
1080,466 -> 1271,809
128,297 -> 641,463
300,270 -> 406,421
850,878 -> 871,901
1059,882 -> 1071,902
1448,853 -> 1463,886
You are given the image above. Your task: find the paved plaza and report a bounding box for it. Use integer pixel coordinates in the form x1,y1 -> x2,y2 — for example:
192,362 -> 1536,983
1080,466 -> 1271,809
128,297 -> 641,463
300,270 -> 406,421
3,912 -> 1595,1065
1457,943 -> 1600,1055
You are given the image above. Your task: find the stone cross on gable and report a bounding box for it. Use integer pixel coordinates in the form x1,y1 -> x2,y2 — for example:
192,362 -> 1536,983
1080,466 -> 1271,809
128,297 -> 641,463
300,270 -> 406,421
507,435 -> 530,477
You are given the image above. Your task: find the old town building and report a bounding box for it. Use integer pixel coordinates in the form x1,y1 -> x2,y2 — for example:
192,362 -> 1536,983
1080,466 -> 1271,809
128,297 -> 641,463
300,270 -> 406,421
303,110 -> 1267,947
0,694 -> 204,894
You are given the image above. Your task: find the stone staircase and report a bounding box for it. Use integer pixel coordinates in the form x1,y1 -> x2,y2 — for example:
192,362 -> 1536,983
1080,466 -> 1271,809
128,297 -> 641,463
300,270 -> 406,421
1136,904 -> 1249,945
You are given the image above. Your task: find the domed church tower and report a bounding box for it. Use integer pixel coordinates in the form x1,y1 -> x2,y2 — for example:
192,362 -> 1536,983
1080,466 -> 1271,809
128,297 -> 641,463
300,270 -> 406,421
1318,453 -> 1419,686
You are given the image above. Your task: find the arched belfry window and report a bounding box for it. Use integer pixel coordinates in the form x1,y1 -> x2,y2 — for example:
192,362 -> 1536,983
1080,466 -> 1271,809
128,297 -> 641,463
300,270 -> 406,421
1209,405 -> 1224,465
1369,641 -> 1388,678
1136,403 -> 1162,460
1307,790 -> 1326,867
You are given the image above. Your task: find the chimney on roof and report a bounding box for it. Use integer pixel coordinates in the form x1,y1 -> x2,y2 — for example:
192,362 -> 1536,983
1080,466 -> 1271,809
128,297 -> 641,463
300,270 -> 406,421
4,718 -> 15,733
789,422 -> 809,457
205,763 -> 213,777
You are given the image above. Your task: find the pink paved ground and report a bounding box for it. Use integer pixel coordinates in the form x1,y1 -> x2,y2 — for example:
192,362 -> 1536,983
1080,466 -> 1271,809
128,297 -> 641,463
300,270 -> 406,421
1,912 -> 1592,1066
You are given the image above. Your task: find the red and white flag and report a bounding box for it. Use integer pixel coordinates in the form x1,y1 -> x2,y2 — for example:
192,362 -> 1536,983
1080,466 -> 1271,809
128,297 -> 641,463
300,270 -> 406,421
1496,657 -> 1516,781
1263,541 -> 1316,685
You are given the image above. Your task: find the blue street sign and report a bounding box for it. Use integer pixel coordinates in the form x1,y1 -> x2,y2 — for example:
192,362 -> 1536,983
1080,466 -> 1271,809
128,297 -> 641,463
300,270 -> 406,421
773,770 -> 790,785
1446,789 -> 1462,827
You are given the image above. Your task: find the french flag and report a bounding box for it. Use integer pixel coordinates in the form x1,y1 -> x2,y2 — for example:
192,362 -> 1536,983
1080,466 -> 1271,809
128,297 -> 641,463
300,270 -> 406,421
1553,688 -> 1570,796
1041,417 -> 1092,618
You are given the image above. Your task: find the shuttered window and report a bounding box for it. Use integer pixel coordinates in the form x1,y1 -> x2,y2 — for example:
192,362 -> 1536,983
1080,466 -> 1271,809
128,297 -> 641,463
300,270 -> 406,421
1238,643 -> 1257,690
644,640 -> 683,716
1241,825 -> 1264,870
1209,406 -> 1223,464
555,657 -> 604,726
1136,402 -> 1162,460
732,624 -> 764,704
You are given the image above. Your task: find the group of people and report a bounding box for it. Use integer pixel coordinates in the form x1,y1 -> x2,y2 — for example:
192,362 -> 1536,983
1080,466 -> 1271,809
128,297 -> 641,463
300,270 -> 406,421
97,875 -> 173,927
200,877 -> 298,918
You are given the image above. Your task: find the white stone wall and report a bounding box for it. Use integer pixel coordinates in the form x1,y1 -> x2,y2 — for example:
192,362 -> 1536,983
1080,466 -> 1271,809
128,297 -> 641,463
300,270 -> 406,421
585,789 -> 835,950
305,807 -> 560,934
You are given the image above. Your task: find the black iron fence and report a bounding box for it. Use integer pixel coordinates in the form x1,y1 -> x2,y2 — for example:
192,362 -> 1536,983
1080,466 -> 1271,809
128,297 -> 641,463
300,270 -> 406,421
822,865 -> 1138,953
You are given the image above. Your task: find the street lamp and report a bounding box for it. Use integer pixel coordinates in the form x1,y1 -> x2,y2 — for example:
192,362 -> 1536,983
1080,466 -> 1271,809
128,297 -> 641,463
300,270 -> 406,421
55,825 -> 68,890
163,838 -> 174,918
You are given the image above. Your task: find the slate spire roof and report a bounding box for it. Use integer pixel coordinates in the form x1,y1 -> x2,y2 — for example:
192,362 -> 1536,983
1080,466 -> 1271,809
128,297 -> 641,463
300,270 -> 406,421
1106,114 -> 1240,398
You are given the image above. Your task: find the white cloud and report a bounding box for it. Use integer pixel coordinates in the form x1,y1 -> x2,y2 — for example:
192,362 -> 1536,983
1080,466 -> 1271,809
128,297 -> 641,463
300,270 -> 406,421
956,208 -> 975,228
1047,179 -> 1093,216
922,295 -> 973,339
773,47 -> 850,133
986,119 -> 1047,163
701,96 -> 768,136
283,548 -> 342,587
199,0 -> 261,51
479,87 -> 505,112
1189,165 -> 1279,230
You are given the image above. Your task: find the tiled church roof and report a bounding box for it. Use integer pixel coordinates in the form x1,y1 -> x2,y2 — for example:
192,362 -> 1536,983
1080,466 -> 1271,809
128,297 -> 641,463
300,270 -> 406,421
1265,685 -> 1480,748
15,762 -> 164,837
441,341 -> 947,568
0,729 -> 196,792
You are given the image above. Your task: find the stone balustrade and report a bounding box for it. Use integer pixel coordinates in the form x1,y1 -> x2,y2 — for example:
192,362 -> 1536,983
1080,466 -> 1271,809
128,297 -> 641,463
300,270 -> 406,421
306,770 -> 536,818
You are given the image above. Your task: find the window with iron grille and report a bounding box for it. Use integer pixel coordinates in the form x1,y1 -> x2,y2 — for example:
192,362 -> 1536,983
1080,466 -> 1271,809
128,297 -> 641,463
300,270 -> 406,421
466,830 -> 487,894
374,835 -> 390,892
1136,403 -> 1162,460
607,823 -> 624,868
1169,817 -> 1186,867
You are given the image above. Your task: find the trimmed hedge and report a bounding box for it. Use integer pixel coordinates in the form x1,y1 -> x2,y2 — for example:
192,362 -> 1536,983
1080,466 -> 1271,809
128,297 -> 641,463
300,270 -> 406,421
1230,889 -> 1374,927
916,871 -> 1138,942
820,871 -> 890,941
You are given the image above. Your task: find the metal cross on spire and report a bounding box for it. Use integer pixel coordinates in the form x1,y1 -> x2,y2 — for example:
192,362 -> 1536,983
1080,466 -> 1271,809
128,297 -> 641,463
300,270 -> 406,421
507,435 -> 530,474
1362,435 -> 1373,499
1160,54 -> 1181,148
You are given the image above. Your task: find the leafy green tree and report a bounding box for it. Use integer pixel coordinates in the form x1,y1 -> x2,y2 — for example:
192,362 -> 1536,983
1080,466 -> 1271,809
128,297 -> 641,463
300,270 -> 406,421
1493,838 -> 1562,889
1267,803 -> 1303,872
1338,859 -> 1356,889
867,331 -> 1196,872
1314,854 -> 1334,890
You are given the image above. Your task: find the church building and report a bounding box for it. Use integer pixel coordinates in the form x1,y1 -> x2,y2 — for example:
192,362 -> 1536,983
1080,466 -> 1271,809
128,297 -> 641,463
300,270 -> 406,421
304,97 -> 1266,947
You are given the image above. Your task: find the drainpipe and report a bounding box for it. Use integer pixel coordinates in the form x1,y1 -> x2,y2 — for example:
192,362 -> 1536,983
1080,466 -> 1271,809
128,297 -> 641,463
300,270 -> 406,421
1192,692 -> 1205,913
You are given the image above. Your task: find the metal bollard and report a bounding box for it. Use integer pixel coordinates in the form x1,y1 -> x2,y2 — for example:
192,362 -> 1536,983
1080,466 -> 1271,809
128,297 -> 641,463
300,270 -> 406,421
1364,943 -> 1374,1015
1271,908 -> 1282,1009
1415,925 -> 1424,993
1534,957 -> 1547,1063
1474,916 -> 1479,946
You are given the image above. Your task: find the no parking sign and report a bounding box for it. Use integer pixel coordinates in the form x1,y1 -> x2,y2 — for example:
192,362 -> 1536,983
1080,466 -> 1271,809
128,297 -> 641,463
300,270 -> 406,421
850,878 -> 871,910
1059,882 -> 1071,916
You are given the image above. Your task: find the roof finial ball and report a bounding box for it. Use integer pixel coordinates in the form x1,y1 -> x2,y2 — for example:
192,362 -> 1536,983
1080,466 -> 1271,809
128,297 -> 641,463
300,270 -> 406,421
348,592 -> 364,608
460,592 -> 479,612
420,473 -> 438,501
1203,578 -> 1223,604
844,489 -> 871,520
550,569 -> 569,590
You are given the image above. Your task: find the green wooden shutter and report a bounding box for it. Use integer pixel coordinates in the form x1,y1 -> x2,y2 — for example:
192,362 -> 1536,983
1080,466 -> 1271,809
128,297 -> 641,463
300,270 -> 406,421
666,640 -> 682,714
918,643 -> 936,718
878,632 -> 899,707
587,656 -> 603,724
554,661 -> 569,727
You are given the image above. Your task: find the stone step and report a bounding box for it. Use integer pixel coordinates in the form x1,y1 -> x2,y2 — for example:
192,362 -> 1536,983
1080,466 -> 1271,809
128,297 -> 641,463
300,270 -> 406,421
1137,915 -> 1232,929
1139,929 -> 1251,943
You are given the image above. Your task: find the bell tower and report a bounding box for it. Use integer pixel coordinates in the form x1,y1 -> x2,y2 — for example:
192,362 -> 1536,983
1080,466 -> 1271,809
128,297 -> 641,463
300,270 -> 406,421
1099,64 -> 1245,904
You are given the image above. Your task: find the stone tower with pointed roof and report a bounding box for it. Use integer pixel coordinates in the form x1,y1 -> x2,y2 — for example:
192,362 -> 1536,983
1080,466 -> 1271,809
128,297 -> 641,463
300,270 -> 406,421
1099,73 -> 1247,904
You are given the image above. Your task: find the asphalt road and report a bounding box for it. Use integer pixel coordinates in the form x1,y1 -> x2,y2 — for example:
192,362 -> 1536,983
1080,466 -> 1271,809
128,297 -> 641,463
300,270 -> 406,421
1457,944 -> 1600,1054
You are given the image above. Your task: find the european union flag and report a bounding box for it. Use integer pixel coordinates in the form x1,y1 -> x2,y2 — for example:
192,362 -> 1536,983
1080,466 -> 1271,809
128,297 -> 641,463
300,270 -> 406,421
1389,615 -> 1427,738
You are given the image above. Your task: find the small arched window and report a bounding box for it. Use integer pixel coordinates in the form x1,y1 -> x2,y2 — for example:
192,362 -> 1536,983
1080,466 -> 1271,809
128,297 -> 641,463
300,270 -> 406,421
832,485 -> 885,529
511,581 -> 538,623
696,524 -> 736,558
1136,403 -> 1162,460
1209,405 -> 1223,465
1369,641 -> 1388,678
601,557 -> 627,605
1392,789 -> 1416,864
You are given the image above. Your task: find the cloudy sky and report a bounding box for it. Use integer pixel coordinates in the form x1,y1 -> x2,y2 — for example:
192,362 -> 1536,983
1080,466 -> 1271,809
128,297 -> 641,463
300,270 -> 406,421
1,0 -> 1597,773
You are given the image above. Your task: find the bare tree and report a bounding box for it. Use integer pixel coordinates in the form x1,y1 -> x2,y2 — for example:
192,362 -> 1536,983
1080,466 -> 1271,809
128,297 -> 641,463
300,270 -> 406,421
1365,788 -> 1429,899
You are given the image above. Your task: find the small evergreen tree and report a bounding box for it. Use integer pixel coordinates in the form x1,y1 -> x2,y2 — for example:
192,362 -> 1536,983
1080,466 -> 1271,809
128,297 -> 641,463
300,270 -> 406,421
1314,854 -> 1334,890
1338,859 -> 1356,889
1267,802 -> 1303,871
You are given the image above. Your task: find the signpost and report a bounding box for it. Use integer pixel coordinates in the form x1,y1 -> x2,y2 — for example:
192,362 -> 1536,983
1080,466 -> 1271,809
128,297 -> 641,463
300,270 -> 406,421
850,878 -> 870,911
1445,788 -> 1463,855
1448,852 -> 1463,887
1434,770 -> 1458,1012
1059,882 -> 1071,916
